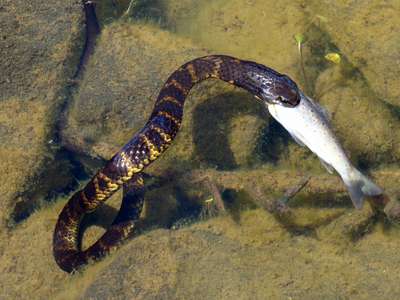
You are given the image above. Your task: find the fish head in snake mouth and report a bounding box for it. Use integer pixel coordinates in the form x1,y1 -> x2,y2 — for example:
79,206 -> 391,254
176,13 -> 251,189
264,74 -> 301,107
245,64 -> 300,107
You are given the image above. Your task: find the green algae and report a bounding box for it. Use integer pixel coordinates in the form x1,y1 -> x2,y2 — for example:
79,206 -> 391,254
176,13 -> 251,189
0,0 -> 84,228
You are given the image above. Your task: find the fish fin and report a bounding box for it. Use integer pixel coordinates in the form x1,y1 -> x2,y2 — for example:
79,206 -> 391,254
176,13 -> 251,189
342,168 -> 383,209
319,158 -> 334,174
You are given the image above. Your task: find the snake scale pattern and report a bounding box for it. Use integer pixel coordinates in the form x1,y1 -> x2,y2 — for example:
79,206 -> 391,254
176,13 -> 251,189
53,54 -> 301,272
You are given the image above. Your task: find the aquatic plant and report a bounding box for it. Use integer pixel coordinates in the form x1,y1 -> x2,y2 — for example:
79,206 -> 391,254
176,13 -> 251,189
293,14 -> 330,96
293,33 -> 310,94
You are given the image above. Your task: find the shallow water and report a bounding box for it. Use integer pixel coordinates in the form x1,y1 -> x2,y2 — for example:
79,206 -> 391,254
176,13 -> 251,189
1,0 -> 400,299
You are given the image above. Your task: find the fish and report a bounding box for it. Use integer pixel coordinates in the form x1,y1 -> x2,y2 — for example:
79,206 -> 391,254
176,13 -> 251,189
265,91 -> 383,209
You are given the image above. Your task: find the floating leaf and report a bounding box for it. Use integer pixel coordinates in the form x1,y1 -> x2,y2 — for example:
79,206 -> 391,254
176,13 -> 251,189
324,52 -> 341,64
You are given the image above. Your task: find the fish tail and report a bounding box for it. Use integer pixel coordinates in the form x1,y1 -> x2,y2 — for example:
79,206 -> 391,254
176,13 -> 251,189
342,168 -> 383,209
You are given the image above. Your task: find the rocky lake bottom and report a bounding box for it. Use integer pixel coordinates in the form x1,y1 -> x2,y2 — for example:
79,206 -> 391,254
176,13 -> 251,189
1,0 -> 400,299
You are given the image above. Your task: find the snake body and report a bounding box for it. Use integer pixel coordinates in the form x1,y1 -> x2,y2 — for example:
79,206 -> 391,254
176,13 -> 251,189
53,54 -> 300,272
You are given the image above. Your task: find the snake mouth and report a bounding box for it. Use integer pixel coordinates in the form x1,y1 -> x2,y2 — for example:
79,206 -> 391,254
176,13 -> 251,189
246,68 -> 301,108
260,90 -> 301,107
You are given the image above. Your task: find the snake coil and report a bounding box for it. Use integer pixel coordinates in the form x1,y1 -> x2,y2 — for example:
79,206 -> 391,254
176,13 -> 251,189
53,54 -> 300,272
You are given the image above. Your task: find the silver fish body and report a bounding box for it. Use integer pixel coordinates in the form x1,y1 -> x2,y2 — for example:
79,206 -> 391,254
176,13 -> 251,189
266,92 -> 382,208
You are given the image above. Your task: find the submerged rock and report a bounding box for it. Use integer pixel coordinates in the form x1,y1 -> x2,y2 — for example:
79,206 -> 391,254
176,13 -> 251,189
307,0 -> 400,107
2,170 -> 400,299
81,208 -> 400,299
0,1 -> 84,227
166,0 -> 307,79
158,0 -> 400,169
314,67 -> 400,166
62,23 -> 269,171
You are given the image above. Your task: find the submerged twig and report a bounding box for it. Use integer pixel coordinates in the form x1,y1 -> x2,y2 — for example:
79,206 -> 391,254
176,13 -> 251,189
265,175 -> 311,215
203,178 -> 226,213
281,175 -> 311,201
122,0 -> 138,18
190,173 -> 226,219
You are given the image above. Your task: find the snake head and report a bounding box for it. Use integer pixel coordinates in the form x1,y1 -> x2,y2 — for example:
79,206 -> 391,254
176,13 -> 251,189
245,63 -> 300,107
260,74 -> 300,107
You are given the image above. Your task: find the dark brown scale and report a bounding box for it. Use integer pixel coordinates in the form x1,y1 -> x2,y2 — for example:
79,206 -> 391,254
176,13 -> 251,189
53,54 -> 300,273
147,125 -> 170,150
